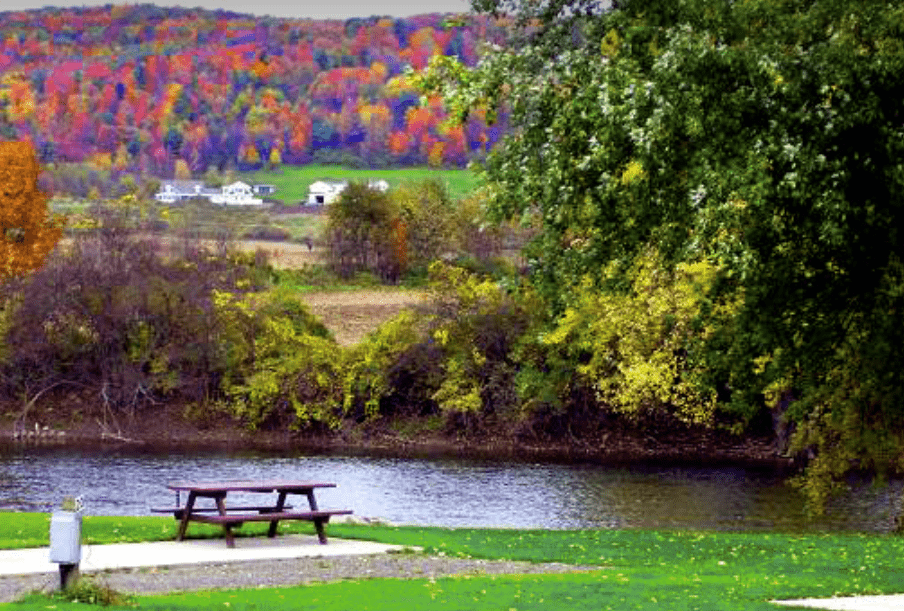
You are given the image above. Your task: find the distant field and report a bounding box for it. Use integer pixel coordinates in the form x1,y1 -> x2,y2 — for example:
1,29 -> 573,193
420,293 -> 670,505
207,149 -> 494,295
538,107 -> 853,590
48,164 -> 482,244
240,164 -> 480,203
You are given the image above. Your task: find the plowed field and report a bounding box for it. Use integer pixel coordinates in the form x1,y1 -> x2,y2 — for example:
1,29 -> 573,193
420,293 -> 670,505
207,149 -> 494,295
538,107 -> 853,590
298,289 -> 428,346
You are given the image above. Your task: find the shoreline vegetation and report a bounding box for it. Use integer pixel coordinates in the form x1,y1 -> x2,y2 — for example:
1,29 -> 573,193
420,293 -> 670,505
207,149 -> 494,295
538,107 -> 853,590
1,513 -> 903,610
1,212 -> 793,474
0,402 -> 790,471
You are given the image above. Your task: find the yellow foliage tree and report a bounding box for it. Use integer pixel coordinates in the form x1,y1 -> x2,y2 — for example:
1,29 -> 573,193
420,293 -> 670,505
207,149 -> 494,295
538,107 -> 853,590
89,152 -> 112,172
0,141 -> 63,281
268,147 -> 281,169
541,248 -> 731,425
112,143 -> 130,172
174,158 -> 192,179
241,144 -> 260,166
428,141 -> 445,167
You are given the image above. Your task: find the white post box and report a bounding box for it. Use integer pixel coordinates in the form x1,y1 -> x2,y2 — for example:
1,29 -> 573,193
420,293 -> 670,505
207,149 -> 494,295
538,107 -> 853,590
49,510 -> 82,563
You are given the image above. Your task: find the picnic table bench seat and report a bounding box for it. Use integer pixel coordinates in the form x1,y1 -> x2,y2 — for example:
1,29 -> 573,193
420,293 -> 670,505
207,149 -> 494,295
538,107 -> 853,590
186,509 -> 352,524
150,505 -> 294,519
188,509 -> 352,545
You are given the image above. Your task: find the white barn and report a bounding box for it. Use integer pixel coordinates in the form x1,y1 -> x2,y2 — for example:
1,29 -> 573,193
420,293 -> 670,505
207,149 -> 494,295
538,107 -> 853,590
307,179 -> 390,205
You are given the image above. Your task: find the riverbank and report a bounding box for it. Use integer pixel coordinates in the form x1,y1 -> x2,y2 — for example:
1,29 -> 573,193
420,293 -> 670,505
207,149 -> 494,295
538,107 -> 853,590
0,395 -> 792,470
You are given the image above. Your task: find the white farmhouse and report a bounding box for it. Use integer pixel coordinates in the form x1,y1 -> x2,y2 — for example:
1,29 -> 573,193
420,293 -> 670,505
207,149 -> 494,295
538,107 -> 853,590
154,180 -> 264,206
155,180 -> 219,203
209,181 -> 263,206
307,179 -> 390,205
368,179 -> 390,192
252,184 -> 277,196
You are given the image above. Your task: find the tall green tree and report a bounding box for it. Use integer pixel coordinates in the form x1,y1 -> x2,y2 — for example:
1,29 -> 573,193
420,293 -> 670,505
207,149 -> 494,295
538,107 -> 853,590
392,178 -> 455,274
421,0 -> 904,500
325,181 -> 402,282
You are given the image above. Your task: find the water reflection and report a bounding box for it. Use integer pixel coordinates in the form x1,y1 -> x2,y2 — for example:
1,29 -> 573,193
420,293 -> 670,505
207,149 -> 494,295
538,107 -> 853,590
0,446 -> 899,533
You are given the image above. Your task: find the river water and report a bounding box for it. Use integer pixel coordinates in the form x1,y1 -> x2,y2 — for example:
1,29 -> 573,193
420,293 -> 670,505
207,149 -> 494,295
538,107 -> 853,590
0,445 -> 900,533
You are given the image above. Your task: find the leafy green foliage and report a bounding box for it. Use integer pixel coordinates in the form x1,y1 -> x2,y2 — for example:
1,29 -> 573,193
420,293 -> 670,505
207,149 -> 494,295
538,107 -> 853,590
325,181 -> 403,282
341,310 -> 430,421
392,179 -> 455,275
532,248 -> 729,425
426,262 -> 536,427
216,289 -> 344,431
419,0 -> 904,503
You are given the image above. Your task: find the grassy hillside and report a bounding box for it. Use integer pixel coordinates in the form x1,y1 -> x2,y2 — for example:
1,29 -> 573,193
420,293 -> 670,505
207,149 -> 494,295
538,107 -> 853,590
240,165 -> 481,203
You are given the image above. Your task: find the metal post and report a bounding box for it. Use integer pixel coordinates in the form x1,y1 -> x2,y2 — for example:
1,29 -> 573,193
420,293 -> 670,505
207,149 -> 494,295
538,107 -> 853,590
58,563 -> 79,590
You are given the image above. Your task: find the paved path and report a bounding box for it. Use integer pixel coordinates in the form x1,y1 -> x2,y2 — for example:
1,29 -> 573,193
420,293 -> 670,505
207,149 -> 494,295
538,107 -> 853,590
0,537 -> 592,603
0,535 -> 406,576
772,595 -> 904,610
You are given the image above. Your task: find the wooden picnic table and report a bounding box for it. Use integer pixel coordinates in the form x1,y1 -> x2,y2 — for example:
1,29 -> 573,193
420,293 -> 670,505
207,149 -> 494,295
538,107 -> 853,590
155,480 -> 352,548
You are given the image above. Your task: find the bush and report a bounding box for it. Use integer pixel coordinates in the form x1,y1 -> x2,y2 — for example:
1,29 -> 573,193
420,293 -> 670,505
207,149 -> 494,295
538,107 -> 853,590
216,288 -> 343,431
43,576 -> 135,607
0,224 -> 274,419
241,225 -> 293,241
529,247 -> 730,427
325,181 -> 403,283
424,261 -> 536,430
342,311 -> 432,421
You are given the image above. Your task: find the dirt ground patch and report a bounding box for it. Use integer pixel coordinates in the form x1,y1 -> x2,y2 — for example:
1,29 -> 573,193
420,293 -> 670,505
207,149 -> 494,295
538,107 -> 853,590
222,239 -> 325,269
58,236 -> 326,269
160,237 -> 327,269
298,289 -> 429,346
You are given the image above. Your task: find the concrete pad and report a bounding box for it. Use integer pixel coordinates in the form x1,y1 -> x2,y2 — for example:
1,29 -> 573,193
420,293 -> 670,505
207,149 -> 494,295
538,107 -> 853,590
772,594 -> 904,610
0,536 -> 412,576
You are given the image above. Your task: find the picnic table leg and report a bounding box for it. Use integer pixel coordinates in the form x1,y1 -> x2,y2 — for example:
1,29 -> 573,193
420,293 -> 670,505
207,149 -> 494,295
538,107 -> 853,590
214,493 -> 236,548
305,490 -> 328,544
176,492 -> 197,541
267,491 -> 288,538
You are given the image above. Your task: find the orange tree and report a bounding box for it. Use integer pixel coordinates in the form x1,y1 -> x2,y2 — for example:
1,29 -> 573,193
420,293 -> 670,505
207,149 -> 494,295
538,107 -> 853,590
0,140 -> 62,282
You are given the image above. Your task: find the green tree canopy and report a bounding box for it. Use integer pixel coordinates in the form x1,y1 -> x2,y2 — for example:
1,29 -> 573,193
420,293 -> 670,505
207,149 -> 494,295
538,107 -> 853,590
423,0 -> 904,495
325,181 -> 403,282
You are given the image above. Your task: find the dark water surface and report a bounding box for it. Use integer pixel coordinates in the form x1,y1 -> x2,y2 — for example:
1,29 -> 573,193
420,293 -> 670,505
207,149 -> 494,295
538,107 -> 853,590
0,445 -> 900,532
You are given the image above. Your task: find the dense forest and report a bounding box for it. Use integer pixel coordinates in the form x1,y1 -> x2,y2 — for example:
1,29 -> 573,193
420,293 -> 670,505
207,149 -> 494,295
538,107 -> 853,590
0,4 -> 509,181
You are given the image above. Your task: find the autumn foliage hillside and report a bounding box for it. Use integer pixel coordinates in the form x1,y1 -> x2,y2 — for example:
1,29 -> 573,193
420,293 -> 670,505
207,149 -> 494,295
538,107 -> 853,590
0,4 -> 510,179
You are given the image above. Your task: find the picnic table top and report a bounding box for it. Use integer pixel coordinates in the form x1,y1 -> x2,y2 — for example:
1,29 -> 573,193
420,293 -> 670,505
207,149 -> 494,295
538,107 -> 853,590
167,480 -> 337,493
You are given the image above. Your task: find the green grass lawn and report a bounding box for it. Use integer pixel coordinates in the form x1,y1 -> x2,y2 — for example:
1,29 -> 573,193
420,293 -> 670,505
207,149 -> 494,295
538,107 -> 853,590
2,512 -> 904,610
241,164 -> 480,203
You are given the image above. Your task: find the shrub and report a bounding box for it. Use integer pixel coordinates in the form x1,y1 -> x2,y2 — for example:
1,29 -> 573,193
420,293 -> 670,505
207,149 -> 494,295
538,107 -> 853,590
342,310 -> 432,421
241,225 -> 293,241
425,261 -> 536,430
533,247 -> 728,426
0,223 -> 273,419
217,289 -> 343,431
45,576 -> 134,607
325,181 -> 402,282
